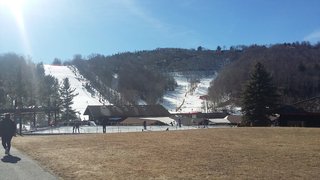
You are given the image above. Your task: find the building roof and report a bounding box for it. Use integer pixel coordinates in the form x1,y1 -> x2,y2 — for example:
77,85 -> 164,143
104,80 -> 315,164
83,105 -> 171,118
140,117 -> 175,125
293,96 -> 320,113
276,97 -> 320,115
225,115 -> 243,124
120,117 -> 167,126
208,118 -> 231,124
276,105 -> 305,114
171,112 -> 228,118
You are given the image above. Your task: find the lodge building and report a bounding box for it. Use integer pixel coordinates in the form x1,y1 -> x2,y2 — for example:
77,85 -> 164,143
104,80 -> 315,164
83,105 -> 171,125
277,97 -> 320,127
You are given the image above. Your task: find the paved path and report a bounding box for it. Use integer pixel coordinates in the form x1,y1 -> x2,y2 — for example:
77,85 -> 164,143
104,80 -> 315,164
0,147 -> 58,180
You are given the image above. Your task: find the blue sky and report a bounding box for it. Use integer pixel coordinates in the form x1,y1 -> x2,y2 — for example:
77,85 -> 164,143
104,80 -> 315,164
1,0 -> 320,63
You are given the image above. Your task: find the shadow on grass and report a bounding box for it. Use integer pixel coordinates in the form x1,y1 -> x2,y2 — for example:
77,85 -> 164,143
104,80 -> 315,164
1,155 -> 21,163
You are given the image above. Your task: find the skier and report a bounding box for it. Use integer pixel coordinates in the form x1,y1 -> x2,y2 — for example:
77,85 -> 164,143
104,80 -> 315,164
0,114 -> 16,155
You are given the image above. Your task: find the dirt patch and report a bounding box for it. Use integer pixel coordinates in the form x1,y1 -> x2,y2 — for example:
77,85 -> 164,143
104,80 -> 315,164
13,128 -> 320,179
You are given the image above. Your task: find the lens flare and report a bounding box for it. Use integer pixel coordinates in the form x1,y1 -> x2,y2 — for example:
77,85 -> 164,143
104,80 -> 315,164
0,0 -> 31,56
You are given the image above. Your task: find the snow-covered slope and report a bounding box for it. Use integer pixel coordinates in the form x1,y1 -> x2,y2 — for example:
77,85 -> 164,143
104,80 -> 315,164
44,65 -> 109,120
161,73 -> 216,113
45,64 -> 216,117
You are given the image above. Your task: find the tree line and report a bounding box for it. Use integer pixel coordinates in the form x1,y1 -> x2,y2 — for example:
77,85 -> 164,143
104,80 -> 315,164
0,53 -> 78,126
208,42 -> 320,108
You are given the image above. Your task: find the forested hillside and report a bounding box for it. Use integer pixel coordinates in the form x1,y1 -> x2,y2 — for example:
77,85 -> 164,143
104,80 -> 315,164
2,42 -> 319,114
71,48 -> 237,105
0,53 -> 59,111
208,42 -> 320,107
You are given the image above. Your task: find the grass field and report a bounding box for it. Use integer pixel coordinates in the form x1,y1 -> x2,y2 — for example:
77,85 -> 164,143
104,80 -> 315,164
13,128 -> 320,180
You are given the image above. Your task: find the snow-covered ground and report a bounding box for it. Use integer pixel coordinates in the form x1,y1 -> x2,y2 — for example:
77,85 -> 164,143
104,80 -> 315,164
161,73 -> 216,113
44,65 -> 109,120
44,65 -> 216,119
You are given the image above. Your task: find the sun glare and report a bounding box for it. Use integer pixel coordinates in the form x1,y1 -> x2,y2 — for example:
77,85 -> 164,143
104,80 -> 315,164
0,0 -> 24,12
0,0 -> 31,55
0,0 -> 25,23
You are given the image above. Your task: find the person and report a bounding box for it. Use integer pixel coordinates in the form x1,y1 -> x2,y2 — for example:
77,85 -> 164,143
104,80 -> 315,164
178,118 -> 182,128
143,120 -> 147,131
102,118 -> 107,133
73,120 -> 80,133
0,114 -> 16,155
203,118 -> 209,128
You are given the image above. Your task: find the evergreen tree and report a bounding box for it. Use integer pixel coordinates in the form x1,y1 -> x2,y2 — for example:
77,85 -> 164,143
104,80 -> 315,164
52,58 -> 62,65
60,78 -> 78,122
241,62 -> 279,126
41,75 -> 61,124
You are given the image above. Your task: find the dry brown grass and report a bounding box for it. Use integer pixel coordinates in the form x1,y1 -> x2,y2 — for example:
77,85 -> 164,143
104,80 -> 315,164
13,128 -> 320,180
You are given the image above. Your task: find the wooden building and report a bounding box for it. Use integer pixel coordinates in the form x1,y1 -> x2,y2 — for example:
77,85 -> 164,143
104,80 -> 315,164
277,97 -> 320,127
83,105 -> 171,125
119,117 -> 167,126
293,96 -> 320,113
171,112 -> 229,126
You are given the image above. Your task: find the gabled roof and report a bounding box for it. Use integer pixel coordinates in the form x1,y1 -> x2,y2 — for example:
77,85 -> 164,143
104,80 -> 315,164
84,105 -> 170,118
171,112 -> 228,118
293,96 -> 320,106
225,115 -> 242,124
120,117 -> 167,126
276,105 -> 305,114
276,97 -> 320,114
208,118 -> 231,124
293,96 -> 320,113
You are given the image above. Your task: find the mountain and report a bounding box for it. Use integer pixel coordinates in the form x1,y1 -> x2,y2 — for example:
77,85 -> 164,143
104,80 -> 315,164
70,48 -> 235,107
44,64 -> 216,117
4,42 -> 319,119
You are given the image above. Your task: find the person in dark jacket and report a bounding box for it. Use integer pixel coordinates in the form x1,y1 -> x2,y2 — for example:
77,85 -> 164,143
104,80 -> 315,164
73,120 -> 80,133
102,118 -> 108,133
0,114 -> 16,155
143,120 -> 147,131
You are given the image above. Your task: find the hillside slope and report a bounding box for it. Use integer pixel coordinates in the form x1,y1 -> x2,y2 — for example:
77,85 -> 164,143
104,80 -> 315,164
162,73 -> 216,113
72,48 -> 235,105
44,65 -> 109,120
44,65 -> 215,116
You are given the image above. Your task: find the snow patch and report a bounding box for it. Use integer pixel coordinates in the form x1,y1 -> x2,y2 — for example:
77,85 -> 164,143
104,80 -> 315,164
161,73 -> 216,113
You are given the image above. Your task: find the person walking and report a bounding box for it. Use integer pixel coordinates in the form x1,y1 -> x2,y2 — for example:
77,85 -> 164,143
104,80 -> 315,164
143,120 -> 147,131
0,114 -> 16,156
203,118 -> 209,128
102,118 -> 107,133
178,118 -> 182,128
73,120 -> 80,133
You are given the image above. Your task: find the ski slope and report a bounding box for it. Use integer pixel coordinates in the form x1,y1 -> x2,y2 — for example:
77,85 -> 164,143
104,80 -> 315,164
161,73 -> 216,113
44,65 -> 216,118
44,65 -> 108,120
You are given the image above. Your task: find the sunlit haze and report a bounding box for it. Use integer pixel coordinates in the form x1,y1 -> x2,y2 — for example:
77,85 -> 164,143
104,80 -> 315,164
1,0 -> 320,63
